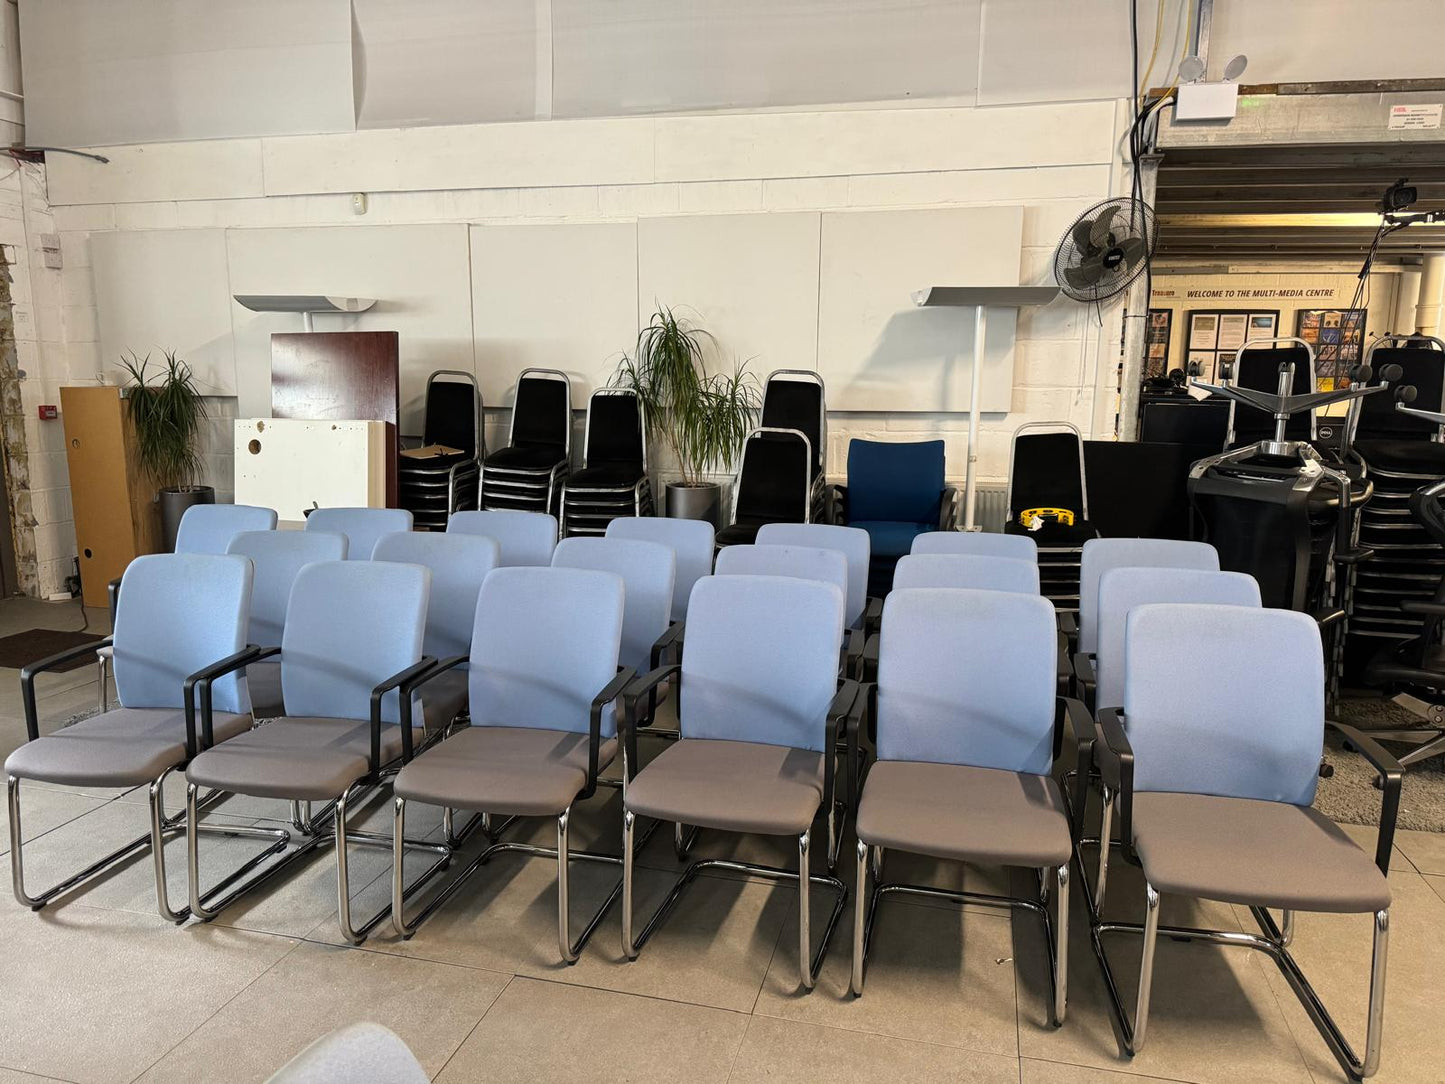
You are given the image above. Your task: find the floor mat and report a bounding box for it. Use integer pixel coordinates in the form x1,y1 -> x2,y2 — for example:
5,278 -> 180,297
1316,698 -> 1445,832
0,628 -> 104,673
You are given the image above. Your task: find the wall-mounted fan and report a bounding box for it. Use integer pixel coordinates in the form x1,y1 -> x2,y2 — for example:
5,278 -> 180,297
1053,197 -> 1157,303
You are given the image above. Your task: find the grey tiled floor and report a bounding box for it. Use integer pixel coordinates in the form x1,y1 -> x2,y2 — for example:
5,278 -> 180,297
1,599 -> 1441,1083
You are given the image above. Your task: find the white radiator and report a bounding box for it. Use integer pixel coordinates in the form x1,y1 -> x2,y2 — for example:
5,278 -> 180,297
970,485 -> 1010,533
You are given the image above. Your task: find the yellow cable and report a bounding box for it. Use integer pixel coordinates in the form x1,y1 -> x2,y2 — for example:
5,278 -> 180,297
1136,0 -> 1167,108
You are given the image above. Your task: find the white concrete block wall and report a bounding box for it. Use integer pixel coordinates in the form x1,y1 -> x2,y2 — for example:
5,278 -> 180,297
18,101 -> 1131,588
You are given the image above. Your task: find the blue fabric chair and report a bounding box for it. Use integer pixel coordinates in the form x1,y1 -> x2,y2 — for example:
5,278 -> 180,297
390,566 -> 632,961
305,507 -> 413,561
852,587 -> 1073,1021
606,516 -> 714,622
1088,604 -> 1397,1077
911,531 -> 1037,562
1077,538 -> 1219,654
553,536 -> 675,674
176,504 -> 278,554
621,574 -> 862,991
892,553 -> 1041,594
757,522 -> 873,631
447,509 -> 558,566
372,530 -> 501,734
226,529 -> 349,719
8,553 -> 266,921
184,560 -> 439,945
838,439 -> 955,594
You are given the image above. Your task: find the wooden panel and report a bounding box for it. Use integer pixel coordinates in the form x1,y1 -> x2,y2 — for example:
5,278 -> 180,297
60,386 -> 158,607
235,419 -> 389,526
270,331 -> 400,507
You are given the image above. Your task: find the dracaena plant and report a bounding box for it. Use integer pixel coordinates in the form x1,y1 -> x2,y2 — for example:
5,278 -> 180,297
119,349 -> 208,490
612,307 -> 759,487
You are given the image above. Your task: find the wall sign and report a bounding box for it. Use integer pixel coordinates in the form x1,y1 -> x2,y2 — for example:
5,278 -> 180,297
1297,308 -> 1366,389
1185,309 -> 1278,383
1388,104 -> 1442,130
1145,308 -> 1172,379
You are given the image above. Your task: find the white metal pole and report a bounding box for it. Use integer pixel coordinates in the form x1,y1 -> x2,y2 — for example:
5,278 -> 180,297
964,304 -> 987,531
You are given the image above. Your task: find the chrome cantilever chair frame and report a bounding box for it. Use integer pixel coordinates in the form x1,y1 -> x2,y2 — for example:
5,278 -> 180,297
1078,709 -> 1399,1079
618,671 -> 861,991
11,641 -> 289,923
184,650 -> 454,945
389,657 -> 643,963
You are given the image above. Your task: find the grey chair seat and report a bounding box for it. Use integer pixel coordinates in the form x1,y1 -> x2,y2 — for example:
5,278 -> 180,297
1133,791 -> 1390,913
626,738 -> 824,836
394,726 -> 616,817
856,760 -> 1071,867
5,707 -> 251,788
420,668 -> 468,733
248,661 -> 284,721
186,717 -> 409,802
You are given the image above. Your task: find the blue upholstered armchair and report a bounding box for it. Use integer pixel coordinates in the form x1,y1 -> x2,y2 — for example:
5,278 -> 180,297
834,439 -> 957,594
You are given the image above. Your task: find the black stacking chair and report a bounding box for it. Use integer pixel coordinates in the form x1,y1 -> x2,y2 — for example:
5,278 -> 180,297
761,370 -> 827,521
560,388 -> 653,536
1228,340 -> 1316,447
398,370 -> 482,530
1004,422 -> 1099,616
714,427 -> 814,547
481,368 -> 572,514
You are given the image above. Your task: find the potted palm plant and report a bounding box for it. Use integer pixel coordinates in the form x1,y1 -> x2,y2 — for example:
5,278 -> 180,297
613,307 -> 759,527
119,350 -> 213,551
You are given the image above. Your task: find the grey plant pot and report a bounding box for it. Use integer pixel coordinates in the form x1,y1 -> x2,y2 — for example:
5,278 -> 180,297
159,485 -> 214,552
665,482 -> 721,529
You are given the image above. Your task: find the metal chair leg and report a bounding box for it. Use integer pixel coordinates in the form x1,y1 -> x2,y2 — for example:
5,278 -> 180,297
557,808 -> 575,963
851,837 -> 868,996
147,771 -> 185,923
335,782 -> 366,945
1053,862 -> 1070,1026
1094,787 -> 1114,914
798,829 -> 814,990
622,809 -> 637,959
1133,882 -> 1161,1051
1363,908 -> 1389,1079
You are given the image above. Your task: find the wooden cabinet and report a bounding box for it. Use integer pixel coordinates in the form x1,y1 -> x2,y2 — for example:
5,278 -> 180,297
60,386 -> 159,608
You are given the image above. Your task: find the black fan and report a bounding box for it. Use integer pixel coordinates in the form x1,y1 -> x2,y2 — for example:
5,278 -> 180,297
1053,197 -> 1157,303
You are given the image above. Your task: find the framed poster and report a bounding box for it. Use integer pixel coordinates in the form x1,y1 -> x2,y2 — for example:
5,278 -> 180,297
1145,308 -> 1172,378
1297,308 -> 1365,390
1185,309 -> 1279,384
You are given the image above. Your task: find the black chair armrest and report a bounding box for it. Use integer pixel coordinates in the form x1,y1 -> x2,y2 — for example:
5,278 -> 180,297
397,653 -> 470,758
585,666 -> 637,796
861,632 -> 880,682
842,628 -> 865,680
863,596 -> 884,638
1056,695 -> 1091,768
108,576 -> 122,628
1058,611 -> 1078,639
1094,708 -> 1136,858
369,657 -> 438,770
621,663 -> 682,773
1059,695 -> 1095,829
939,487 -> 960,531
20,635 -> 117,742
1071,652 -> 1096,705
1326,721 -> 1403,876
825,680 -> 861,816
650,621 -> 685,669
190,645 -> 280,753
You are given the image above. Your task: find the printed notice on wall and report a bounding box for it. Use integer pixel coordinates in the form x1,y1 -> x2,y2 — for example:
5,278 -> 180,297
1388,104 -> 1442,130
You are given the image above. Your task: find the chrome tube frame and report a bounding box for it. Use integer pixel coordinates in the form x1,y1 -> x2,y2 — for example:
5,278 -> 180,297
7,768 -> 284,923
850,840 -> 1070,1024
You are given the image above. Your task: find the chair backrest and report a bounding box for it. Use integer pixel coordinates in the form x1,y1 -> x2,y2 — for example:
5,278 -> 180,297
1078,537 -> 1219,653
714,544 -> 848,618
1356,342 -> 1445,441
469,566 -> 624,737
447,509 -> 558,566
509,368 -> 572,453
757,522 -> 870,629
1124,603 -> 1323,805
553,536 -> 674,673
281,561 -> 429,725
227,530 -> 348,647
304,507 -> 413,561
584,388 -> 645,469
1232,343 -> 1314,444
680,574 -> 843,752
1139,399 -> 1231,448
371,531 -> 500,660
876,588 -> 1057,774
892,553 -> 1040,594
760,370 -> 825,478
423,370 -> 481,457
845,439 -> 945,524
1008,425 -> 1086,523
732,428 -> 812,525
175,504 -> 277,555
606,516 -> 714,622
113,553 -> 253,715
910,530 -> 1038,562
1094,567 -> 1260,711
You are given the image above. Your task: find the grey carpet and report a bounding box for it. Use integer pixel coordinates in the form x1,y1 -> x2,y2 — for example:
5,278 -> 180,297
1315,698 -> 1445,832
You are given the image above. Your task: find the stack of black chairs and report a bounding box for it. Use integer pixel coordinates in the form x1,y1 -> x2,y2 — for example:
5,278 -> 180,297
1003,422 -> 1099,614
560,388 -> 654,536
1348,336 -> 1445,672
480,368 -> 572,514
398,371 -> 482,530
760,370 -> 828,522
